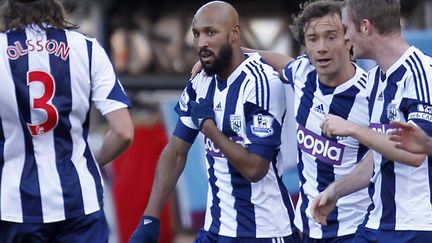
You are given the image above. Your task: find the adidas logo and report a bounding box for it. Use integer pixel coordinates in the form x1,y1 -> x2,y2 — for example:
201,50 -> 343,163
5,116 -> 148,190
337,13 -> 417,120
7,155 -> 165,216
314,104 -> 325,114
143,218 -> 153,225
377,92 -> 384,101
215,102 -> 222,111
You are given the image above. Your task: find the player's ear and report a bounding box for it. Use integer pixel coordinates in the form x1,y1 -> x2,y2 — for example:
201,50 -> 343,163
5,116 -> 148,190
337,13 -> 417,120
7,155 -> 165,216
345,38 -> 352,50
231,24 -> 240,43
361,19 -> 373,36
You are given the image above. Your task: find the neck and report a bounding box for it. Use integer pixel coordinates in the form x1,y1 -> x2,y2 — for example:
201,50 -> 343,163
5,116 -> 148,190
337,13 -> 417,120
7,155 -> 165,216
369,34 -> 410,73
217,47 -> 244,80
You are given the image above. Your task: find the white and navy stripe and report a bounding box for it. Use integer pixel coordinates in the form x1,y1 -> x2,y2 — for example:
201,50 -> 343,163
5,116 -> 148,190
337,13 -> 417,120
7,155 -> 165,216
195,228 -> 299,242
174,53 -> 295,238
0,25 -> 130,223
246,60 -> 271,111
283,56 -> 370,238
406,52 -> 431,103
365,46 -> 432,231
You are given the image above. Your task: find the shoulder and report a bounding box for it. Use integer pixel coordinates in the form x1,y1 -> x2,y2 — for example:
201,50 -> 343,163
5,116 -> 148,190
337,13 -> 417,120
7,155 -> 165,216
352,63 -> 368,91
188,70 -> 214,91
288,55 -> 310,69
399,47 -> 432,77
63,29 -> 106,51
281,55 -> 315,86
285,55 -> 314,77
410,47 -> 432,75
243,55 -> 284,90
64,29 -> 95,41
242,53 -> 281,79
241,56 -> 286,107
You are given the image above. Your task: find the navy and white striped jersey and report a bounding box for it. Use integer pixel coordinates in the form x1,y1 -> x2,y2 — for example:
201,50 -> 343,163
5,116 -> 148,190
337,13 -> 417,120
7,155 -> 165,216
174,53 -> 295,238
283,56 -> 370,238
0,25 -> 130,223
365,46 -> 432,231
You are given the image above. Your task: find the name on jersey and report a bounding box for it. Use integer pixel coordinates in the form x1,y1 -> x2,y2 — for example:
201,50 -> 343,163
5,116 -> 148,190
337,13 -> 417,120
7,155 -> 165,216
7,40 -> 70,61
205,136 -> 244,158
408,112 -> 432,122
369,123 -> 396,134
411,104 -> 432,122
297,125 -> 344,165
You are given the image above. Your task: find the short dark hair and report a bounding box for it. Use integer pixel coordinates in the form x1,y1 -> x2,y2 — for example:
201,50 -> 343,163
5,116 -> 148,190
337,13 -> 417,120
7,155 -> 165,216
343,0 -> 401,35
0,0 -> 78,31
291,0 -> 342,46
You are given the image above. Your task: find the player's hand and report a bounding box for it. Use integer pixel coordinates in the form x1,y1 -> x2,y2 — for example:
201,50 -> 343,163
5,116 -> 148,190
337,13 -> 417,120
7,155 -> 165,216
320,114 -> 354,137
129,216 -> 160,243
310,185 -> 338,226
191,60 -> 203,78
390,120 -> 428,154
190,98 -> 215,130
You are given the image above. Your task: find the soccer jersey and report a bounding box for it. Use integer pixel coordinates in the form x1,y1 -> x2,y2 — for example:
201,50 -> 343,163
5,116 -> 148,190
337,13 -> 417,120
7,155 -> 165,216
0,25 -> 130,223
364,46 -> 432,231
282,55 -> 370,238
174,53 -> 295,238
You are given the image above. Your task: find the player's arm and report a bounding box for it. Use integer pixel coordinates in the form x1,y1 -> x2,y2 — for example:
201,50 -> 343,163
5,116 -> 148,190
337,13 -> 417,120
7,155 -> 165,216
321,114 -> 426,167
201,119 -> 269,182
241,47 -> 294,77
189,98 -> 271,182
144,135 -> 191,217
311,151 -> 373,226
95,108 -> 134,167
90,40 -> 134,167
130,135 -> 192,243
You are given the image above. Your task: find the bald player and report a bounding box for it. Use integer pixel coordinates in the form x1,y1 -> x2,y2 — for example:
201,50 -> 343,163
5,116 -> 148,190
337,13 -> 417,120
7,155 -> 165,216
129,1 -> 299,242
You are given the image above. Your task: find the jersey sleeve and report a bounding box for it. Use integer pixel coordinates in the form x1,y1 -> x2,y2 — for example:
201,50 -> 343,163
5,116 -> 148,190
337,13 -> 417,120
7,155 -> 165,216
405,102 -> 432,136
90,40 -> 131,115
282,55 -> 308,89
282,61 -> 295,88
243,67 -> 286,161
172,75 -> 201,143
401,63 -> 432,135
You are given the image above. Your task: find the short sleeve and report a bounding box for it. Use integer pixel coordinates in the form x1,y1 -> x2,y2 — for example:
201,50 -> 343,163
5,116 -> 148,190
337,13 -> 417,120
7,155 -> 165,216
90,40 -> 131,115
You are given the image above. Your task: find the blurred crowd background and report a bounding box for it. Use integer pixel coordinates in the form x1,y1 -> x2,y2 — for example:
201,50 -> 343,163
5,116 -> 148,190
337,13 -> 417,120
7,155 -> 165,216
4,0 -> 432,242
64,0 -> 432,80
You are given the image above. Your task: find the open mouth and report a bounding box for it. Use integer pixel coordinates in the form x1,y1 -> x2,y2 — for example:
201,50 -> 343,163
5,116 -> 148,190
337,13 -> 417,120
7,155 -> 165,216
200,50 -> 214,63
317,58 -> 331,67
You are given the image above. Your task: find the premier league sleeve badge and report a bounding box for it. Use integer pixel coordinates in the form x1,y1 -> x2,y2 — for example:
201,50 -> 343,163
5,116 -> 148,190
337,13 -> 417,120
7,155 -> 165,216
250,114 -> 274,138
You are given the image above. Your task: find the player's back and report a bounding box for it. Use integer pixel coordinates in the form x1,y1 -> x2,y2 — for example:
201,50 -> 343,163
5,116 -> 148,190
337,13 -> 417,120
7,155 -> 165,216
0,25 -> 127,223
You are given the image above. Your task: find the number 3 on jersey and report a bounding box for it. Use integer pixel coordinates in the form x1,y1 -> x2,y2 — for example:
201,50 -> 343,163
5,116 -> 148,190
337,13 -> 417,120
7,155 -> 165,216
27,71 -> 59,136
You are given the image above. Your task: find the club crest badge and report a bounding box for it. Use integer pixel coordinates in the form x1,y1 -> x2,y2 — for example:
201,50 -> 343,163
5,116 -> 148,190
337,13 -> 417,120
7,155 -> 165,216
230,114 -> 242,133
386,103 -> 399,121
251,114 -> 274,137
